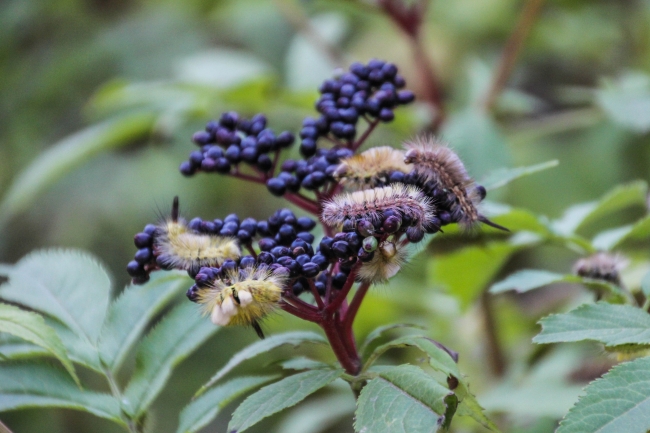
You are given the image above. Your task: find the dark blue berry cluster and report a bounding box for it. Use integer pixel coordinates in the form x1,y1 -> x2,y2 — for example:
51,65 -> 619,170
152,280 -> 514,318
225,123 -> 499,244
180,112 -> 295,177
266,147 -> 353,196
298,59 -> 415,158
126,224 -> 157,285
186,214 -> 259,245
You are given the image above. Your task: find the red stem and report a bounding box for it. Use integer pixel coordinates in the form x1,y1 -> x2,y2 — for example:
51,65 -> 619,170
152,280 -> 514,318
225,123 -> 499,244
284,192 -> 320,215
325,263 -> 360,314
308,279 -> 325,309
321,315 -> 361,374
342,281 -> 370,335
352,120 -> 379,151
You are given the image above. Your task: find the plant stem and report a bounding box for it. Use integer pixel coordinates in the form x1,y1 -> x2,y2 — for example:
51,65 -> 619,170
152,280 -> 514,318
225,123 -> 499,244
104,369 -> 140,433
321,315 -> 361,374
342,281 -> 370,335
483,0 -> 546,110
409,33 -> 445,130
352,120 -> 379,151
284,192 -> 321,215
325,263 -> 360,314
480,290 -> 506,377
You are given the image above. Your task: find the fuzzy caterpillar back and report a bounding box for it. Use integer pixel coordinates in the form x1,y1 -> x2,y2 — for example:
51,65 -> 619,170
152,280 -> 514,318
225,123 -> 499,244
334,146 -> 410,189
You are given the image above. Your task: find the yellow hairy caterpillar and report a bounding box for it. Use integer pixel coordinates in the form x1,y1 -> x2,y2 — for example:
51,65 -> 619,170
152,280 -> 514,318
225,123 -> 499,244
403,137 -> 507,231
196,266 -> 286,334
333,146 -> 410,188
358,241 -> 408,283
321,183 -> 434,230
154,197 -> 241,273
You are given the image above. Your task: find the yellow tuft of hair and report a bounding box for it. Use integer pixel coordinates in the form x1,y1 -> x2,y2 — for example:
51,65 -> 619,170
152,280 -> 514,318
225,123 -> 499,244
358,241 -> 409,283
196,266 -> 286,327
334,146 -> 410,189
155,219 -> 241,272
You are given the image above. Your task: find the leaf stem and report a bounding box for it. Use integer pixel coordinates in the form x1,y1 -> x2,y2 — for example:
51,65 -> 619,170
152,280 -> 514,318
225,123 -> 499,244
342,281 -> 370,336
481,290 -> 506,377
483,0 -> 546,110
104,369 -> 140,433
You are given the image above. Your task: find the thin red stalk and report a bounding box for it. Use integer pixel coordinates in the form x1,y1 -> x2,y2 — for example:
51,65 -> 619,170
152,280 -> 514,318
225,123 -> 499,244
308,279 -> 325,309
231,172 -> 265,184
321,316 -> 360,374
244,243 -> 258,259
323,135 -> 347,148
280,301 -> 321,322
352,120 -> 379,151
284,291 -> 319,312
284,192 -> 320,215
325,263 -> 360,314
342,281 -> 370,334
270,149 -> 281,178
483,0 -> 545,111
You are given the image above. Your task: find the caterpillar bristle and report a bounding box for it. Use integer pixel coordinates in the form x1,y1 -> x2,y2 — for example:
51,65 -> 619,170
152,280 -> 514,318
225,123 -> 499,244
334,146 -> 410,189
358,241 -> 409,283
196,266 -> 286,327
154,205 -> 241,273
404,136 -> 506,231
321,183 -> 434,230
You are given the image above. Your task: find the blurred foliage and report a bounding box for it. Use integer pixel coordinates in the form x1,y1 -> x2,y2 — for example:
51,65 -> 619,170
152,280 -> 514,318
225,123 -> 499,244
3,0 -> 650,432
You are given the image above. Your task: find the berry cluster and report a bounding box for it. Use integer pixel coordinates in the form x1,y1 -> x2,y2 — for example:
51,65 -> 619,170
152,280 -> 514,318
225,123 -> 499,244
186,214 -> 259,245
180,112 -> 295,177
266,147 -> 353,196
299,59 -> 415,157
126,224 -> 158,285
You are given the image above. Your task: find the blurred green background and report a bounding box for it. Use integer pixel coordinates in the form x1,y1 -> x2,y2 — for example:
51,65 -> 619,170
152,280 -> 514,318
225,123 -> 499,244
2,0 -> 650,432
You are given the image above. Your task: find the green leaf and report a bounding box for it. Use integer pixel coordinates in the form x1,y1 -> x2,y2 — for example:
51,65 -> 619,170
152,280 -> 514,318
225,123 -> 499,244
280,357 -> 330,371
534,303 -> 650,348
0,112 -> 156,227
47,320 -> 102,373
481,160 -> 559,191
592,215 -> 650,250
228,369 -> 343,433
177,375 -> 279,433
195,331 -> 326,397
0,303 -> 79,386
355,365 -> 454,433
479,202 -> 551,235
641,270 -> 650,298
490,270 -> 625,300
99,272 -> 188,373
557,357 -> 650,433
124,302 -> 220,418
0,335 -> 49,360
553,181 -> 648,236
360,323 -> 426,359
441,108 -> 511,179
0,363 -> 123,425
490,270 -> 567,294
276,391 -> 355,433
0,249 -> 110,346
363,336 -> 499,432
595,72 -> 650,133
428,242 -> 520,308
0,264 -> 10,276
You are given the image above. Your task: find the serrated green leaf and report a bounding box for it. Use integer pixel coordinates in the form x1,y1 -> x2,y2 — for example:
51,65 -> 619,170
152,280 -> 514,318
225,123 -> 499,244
490,270 -> 565,294
195,331 -> 326,397
280,357 -> 330,371
99,272 -> 188,373
482,160 -> 559,191
0,112 -> 156,227
47,319 -> 102,373
177,375 -> 279,433
355,365 -> 453,433
595,72 -> 650,133
592,215 -> 650,250
0,363 -> 123,425
276,391 -> 355,433
557,357 -> 650,433
0,249 -> 110,346
228,369 -> 343,433
428,242 -> 519,308
0,303 -> 79,386
533,303 -> 650,347
124,302 -> 220,418
553,181 -> 648,236
360,324 -> 426,359
363,336 -> 499,432
0,335 -> 49,360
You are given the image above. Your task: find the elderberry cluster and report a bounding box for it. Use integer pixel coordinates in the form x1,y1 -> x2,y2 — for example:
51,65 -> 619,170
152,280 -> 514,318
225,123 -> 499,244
266,147 -> 353,196
126,224 -> 157,285
180,112 -> 295,176
299,59 -> 415,157
186,214 -> 259,244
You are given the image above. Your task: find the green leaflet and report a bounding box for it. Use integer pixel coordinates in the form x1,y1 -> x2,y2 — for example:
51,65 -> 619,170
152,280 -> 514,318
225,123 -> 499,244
228,369 -> 343,433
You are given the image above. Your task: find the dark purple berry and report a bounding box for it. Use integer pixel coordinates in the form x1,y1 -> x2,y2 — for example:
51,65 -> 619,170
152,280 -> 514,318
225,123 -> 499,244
127,260 -> 145,277
267,178 -> 286,196
134,248 -> 152,264
134,232 -> 152,248
302,262 -> 320,278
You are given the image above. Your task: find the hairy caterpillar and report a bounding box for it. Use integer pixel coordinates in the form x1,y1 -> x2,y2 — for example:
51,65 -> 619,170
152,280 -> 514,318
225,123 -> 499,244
333,146 -> 410,188
403,137 -> 508,231
321,183 -> 434,230
358,241 -> 409,283
573,252 -> 625,286
196,266 -> 286,335
154,197 -> 241,273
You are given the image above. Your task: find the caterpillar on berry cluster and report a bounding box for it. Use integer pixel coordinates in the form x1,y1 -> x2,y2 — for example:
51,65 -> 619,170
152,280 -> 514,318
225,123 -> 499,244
321,183 -> 434,230
403,137 -> 507,231
196,266 -> 286,328
154,198 -> 241,274
333,146 -> 410,189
